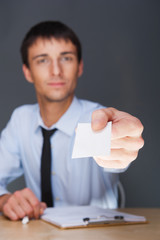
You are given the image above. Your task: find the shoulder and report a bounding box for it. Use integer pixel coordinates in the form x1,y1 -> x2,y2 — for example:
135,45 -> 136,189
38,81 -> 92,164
10,104 -> 38,122
12,104 -> 38,115
0,104 -> 39,140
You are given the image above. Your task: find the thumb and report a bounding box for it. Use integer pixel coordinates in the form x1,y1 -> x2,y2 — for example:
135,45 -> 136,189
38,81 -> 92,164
40,202 -> 47,215
91,109 -> 110,131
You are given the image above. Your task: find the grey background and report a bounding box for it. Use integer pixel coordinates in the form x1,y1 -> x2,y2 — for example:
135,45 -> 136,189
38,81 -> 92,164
0,0 -> 159,207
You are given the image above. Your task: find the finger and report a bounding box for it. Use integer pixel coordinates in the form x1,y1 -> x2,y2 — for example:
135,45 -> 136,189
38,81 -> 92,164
91,107 -> 125,131
91,109 -> 111,131
39,202 -> 47,215
111,136 -> 144,151
94,157 -> 130,169
40,202 -> 47,210
91,108 -> 144,139
94,148 -> 138,162
3,194 -> 25,220
3,206 -> 19,221
21,188 -> 41,219
13,190 -> 35,219
32,201 -> 41,219
111,116 -> 144,139
3,201 -> 19,221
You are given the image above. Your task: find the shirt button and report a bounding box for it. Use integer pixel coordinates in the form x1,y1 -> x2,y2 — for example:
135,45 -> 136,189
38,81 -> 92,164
52,171 -> 56,175
55,197 -> 60,201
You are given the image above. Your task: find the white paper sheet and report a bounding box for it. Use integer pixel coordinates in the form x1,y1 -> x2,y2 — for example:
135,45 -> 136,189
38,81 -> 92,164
41,206 -> 147,229
72,122 -> 112,158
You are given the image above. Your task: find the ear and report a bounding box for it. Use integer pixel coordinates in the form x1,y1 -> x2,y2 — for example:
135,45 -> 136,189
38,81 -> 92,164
78,60 -> 83,77
22,64 -> 34,83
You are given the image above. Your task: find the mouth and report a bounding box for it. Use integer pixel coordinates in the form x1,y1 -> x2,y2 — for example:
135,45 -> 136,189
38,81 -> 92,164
47,82 -> 66,87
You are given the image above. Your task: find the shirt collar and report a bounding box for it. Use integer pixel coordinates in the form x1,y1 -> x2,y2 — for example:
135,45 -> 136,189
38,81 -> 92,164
35,97 -> 82,136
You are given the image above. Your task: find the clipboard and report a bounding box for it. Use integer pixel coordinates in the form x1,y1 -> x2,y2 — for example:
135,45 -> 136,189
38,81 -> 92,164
41,206 -> 147,229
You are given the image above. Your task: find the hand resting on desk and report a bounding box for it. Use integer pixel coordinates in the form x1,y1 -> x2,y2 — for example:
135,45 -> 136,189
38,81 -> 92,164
0,188 -> 46,221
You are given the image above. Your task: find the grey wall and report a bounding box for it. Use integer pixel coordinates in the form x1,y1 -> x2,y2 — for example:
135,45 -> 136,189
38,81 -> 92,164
0,0 -> 160,207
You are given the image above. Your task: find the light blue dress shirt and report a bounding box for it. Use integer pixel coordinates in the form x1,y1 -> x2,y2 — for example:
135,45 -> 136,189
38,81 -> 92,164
0,97 -> 124,208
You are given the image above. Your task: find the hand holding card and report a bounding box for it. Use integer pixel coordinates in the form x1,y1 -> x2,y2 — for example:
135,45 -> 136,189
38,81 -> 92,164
72,122 -> 112,158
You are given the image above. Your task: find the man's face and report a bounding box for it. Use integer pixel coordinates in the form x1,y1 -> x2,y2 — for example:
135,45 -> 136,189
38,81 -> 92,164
23,37 -> 83,104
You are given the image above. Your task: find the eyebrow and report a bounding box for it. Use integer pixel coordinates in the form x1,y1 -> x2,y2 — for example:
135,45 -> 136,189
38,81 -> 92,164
60,51 -> 77,56
32,54 -> 48,60
32,51 -> 77,60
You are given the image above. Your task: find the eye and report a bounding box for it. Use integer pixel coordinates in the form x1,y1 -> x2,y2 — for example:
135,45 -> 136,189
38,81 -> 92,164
37,58 -> 50,64
60,56 -> 73,62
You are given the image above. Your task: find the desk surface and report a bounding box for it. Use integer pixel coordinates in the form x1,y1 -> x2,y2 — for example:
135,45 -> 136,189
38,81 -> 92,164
0,208 -> 159,240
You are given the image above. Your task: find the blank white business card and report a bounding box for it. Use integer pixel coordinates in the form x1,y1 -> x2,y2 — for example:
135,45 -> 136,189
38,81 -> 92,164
72,122 -> 112,158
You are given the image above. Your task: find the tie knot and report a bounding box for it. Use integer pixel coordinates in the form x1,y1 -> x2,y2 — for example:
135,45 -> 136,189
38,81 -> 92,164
41,128 -> 57,139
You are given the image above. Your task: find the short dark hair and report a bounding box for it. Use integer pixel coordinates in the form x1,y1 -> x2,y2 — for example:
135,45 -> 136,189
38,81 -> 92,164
20,21 -> 82,67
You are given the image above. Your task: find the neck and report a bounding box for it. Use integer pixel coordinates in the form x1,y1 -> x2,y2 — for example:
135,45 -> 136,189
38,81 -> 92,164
38,96 -> 74,127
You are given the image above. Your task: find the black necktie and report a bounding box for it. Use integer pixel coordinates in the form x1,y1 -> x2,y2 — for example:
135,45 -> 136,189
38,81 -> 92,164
41,127 -> 57,207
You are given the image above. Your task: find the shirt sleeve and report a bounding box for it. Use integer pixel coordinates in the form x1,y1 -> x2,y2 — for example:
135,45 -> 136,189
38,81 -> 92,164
103,166 -> 129,173
0,109 -> 23,196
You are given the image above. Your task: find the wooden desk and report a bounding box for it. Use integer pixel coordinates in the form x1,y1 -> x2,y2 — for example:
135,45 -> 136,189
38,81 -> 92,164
0,208 -> 159,240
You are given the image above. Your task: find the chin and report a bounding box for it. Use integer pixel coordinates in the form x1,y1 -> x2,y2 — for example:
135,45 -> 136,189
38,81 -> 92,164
46,94 -> 74,103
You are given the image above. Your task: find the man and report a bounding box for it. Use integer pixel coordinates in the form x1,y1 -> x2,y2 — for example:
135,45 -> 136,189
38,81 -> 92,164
0,21 -> 144,221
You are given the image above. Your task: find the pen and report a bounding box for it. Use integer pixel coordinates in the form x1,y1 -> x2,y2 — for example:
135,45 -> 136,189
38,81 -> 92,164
83,215 -> 124,225
22,216 -> 29,224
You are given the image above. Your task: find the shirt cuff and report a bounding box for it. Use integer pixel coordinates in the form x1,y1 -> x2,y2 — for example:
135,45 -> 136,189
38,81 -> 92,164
0,187 -> 10,197
103,166 -> 128,173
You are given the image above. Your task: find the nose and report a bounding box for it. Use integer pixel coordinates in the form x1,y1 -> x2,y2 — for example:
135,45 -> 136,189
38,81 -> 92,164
51,60 -> 61,76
